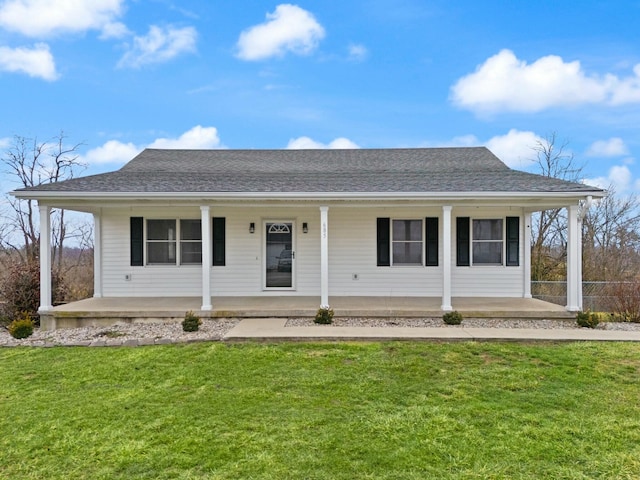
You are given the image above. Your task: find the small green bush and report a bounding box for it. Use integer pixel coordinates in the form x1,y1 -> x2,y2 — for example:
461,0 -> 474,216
314,306 -> 334,324
8,312 -> 35,339
576,310 -> 599,328
182,311 -> 202,332
443,310 -> 463,325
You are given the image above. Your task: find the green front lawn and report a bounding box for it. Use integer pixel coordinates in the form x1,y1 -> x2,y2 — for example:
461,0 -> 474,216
1,342 -> 639,479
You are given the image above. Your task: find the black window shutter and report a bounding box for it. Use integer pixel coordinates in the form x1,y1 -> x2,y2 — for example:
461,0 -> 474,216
425,217 -> 438,266
456,217 -> 470,266
130,217 -> 143,266
506,216 -> 519,266
376,218 -> 390,266
212,217 -> 226,266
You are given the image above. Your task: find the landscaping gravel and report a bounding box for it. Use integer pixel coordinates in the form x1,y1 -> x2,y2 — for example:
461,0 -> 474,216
2,316 -> 640,347
0,318 -> 240,347
286,316 -> 640,331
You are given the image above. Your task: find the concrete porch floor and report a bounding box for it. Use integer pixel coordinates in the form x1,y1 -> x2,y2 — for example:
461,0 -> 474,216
42,296 -> 573,330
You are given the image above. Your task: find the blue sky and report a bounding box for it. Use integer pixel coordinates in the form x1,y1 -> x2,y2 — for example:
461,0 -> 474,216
1,0 -> 640,195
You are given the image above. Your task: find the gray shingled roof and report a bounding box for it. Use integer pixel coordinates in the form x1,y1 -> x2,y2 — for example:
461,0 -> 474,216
14,147 -> 603,195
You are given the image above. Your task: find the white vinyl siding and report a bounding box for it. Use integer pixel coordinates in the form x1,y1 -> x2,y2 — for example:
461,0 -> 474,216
98,205 -> 524,298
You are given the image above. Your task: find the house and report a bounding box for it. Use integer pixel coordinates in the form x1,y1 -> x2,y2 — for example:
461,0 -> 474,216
12,147 -> 604,330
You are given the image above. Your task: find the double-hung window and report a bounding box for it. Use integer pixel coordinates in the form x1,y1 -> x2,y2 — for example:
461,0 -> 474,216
456,216 -> 519,267
392,219 -> 423,266
147,219 -> 177,265
472,219 -> 503,265
146,219 -> 202,265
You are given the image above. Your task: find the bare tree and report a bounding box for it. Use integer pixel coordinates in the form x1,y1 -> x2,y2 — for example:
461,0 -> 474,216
529,132 -> 640,285
530,132 -> 584,281
582,189 -> 640,281
1,132 -> 85,266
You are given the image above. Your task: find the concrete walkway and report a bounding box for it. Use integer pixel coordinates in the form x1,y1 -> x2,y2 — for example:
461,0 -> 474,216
224,318 -> 640,342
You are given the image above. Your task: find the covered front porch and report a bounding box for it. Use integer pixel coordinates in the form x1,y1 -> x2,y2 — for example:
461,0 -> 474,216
40,296 -> 573,330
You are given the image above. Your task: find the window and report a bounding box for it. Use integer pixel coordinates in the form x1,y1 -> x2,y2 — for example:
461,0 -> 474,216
180,219 -> 202,264
472,219 -> 503,265
377,217 -> 438,267
131,217 -> 225,267
392,219 -> 422,265
147,220 -> 177,264
145,219 -> 202,265
456,216 -> 519,267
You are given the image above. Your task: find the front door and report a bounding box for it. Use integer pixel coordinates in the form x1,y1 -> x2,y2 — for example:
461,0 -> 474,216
265,221 -> 294,289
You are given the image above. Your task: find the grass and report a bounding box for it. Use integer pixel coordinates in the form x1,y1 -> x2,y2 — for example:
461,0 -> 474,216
1,342 -> 640,479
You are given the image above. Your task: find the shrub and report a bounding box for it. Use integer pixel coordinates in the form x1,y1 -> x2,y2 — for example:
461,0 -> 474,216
606,280 -> 640,323
8,312 -> 35,339
576,310 -> 599,328
182,311 -> 202,332
0,261 -> 67,326
443,311 -> 463,325
314,306 -> 334,324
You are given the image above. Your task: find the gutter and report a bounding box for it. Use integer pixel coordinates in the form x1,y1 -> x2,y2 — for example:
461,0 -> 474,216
10,190 -> 607,202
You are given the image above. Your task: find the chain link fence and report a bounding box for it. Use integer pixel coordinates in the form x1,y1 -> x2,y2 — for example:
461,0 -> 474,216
531,281 -> 615,311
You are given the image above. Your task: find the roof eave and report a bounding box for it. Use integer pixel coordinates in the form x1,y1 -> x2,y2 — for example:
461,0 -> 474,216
11,189 -> 606,202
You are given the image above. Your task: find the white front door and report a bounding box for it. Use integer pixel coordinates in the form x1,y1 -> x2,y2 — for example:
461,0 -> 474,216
264,221 -> 295,289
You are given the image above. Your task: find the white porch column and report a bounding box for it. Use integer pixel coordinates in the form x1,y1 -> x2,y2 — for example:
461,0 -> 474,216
577,215 -> 584,309
441,206 -> 453,311
93,210 -> 103,298
38,204 -> 52,312
523,211 -> 532,298
566,204 -> 581,311
200,206 -> 212,311
320,206 -> 329,307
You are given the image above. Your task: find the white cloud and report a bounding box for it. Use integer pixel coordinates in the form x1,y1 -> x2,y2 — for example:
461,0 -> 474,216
83,126 -> 222,166
236,4 -> 325,61
485,129 -> 544,168
99,21 -> 129,39
586,137 -> 629,157
148,125 -> 222,149
286,136 -> 359,149
451,49 -> 640,114
584,164 -> 634,192
0,0 -> 124,38
82,139 -> 140,165
118,25 -> 197,68
348,43 -> 368,61
611,64 -> 640,104
0,43 -> 57,80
